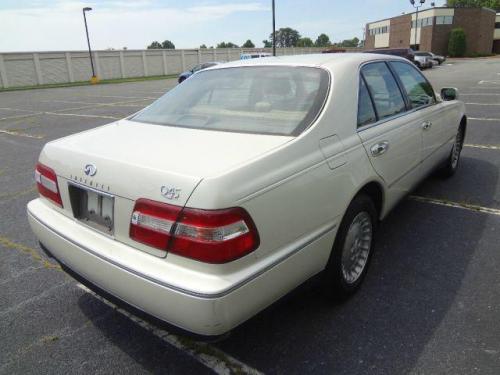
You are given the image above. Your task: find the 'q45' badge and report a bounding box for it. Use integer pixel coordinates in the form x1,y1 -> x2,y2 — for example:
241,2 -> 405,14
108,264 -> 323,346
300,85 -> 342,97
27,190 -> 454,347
161,186 -> 181,200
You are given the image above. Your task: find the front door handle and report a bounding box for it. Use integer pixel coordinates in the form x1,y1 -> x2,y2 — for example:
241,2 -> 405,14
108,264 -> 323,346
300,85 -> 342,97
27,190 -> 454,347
370,141 -> 389,157
422,121 -> 432,130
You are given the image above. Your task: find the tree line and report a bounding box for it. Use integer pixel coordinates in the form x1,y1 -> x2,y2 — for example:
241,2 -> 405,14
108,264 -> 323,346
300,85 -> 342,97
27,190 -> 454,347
147,27 -> 361,50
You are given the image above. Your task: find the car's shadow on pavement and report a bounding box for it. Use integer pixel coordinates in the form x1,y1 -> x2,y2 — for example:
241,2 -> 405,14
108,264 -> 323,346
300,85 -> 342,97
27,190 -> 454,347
213,156 -> 498,374
76,156 -> 497,374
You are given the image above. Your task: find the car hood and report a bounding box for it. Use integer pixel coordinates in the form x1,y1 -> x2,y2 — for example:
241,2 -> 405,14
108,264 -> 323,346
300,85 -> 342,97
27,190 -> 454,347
40,120 -> 292,205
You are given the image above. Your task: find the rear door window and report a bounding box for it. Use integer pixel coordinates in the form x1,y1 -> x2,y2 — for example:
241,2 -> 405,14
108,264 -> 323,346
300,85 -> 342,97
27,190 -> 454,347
361,62 -> 406,121
357,77 -> 377,127
390,61 -> 435,109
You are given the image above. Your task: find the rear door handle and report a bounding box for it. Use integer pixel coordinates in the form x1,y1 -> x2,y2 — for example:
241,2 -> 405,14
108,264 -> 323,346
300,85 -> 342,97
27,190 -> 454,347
370,141 -> 389,157
422,121 -> 432,130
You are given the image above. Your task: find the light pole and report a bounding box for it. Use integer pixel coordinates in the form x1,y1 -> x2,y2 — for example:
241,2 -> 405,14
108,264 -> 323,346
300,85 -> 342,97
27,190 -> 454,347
410,0 -> 425,50
82,7 -> 98,82
272,0 -> 276,56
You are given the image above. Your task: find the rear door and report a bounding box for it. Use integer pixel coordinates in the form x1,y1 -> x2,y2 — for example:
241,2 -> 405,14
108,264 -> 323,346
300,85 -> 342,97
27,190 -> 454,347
389,61 -> 454,171
357,62 -> 423,194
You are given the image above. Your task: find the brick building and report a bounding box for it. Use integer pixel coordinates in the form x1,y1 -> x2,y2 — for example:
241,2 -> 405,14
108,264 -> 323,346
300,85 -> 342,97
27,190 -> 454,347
365,7 -> 500,55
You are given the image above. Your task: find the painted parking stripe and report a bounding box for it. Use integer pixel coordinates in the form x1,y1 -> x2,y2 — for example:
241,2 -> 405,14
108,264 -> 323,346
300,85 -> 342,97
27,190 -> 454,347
76,283 -> 262,375
461,93 -> 500,96
465,102 -> 500,106
44,112 -> 120,120
468,117 -> 500,122
0,129 -> 44,139
410,196 -> 500,216
464,144 -> 500,150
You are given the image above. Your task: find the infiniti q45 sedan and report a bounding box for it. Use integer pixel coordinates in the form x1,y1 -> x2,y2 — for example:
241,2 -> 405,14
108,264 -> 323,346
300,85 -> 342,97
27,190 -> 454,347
28,54 -> 466,336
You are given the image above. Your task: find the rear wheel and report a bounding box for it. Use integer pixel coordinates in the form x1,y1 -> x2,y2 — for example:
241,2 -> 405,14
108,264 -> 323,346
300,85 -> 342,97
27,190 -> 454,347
440,125 -> 464,178
324,194 -> 377,299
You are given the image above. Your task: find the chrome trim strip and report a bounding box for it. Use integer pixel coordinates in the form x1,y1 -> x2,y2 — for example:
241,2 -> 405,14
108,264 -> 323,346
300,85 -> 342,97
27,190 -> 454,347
28,208 -> 336,299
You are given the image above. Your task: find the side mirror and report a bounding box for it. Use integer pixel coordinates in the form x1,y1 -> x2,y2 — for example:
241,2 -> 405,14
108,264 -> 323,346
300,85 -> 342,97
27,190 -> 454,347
441,87 -> 459,101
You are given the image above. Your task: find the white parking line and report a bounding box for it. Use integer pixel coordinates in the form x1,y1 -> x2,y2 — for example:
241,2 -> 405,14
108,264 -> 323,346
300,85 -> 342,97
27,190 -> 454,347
464,144 -> 500,150
410,196 -> 500,217
465,102 -> 500,106
461,93 -> 500,96
0,129 -> 43,139
44,112 -> 120,120
468,117 -> 500,122
76,283 -> 262,375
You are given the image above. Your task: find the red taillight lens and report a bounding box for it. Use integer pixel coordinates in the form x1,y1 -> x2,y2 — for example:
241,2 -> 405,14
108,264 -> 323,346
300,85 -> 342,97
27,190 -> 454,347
170,207 -> 260,263
35,162 -> 62,207
129,199 -> 260,263
130,199 -> 182,250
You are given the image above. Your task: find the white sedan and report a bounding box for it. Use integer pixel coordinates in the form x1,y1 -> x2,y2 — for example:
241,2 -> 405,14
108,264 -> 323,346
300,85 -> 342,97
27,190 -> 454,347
28,54 -> 466,336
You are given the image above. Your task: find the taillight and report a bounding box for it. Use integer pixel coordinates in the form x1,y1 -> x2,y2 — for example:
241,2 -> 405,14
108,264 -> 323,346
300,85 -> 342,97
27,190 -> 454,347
35,162 -> 62,207
130,199 -> 260,264
130,199 -> 182,250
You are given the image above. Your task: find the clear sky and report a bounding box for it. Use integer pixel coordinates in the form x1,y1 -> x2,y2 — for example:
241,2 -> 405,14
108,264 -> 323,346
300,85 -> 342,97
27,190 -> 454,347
0,0 -> 447,52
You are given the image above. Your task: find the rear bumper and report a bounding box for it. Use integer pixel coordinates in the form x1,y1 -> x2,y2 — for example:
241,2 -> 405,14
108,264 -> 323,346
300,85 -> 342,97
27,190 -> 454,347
27,198 -> 336,336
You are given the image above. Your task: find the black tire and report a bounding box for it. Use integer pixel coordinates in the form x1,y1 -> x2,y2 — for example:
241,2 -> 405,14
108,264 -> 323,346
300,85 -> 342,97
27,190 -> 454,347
178,77 -> 186,84
323,194 -> 378,299
440,125 -> 465,178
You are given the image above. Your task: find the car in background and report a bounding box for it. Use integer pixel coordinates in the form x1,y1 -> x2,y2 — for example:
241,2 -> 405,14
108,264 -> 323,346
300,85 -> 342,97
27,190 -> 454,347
416,51 -> 446,65
178,62 -> 222,83
413,53 -> 434,70
28,54 -> 466,336
240,52 -> 272,60
364,48 -> 415,63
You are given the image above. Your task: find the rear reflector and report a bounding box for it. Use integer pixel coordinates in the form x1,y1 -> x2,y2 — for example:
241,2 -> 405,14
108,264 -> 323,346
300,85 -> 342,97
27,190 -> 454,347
130,200 -> 259,263
35,162 -> 62,207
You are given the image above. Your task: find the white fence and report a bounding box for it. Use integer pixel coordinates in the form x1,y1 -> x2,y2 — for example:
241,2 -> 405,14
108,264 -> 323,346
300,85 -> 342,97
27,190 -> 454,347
0,47 -> 342,89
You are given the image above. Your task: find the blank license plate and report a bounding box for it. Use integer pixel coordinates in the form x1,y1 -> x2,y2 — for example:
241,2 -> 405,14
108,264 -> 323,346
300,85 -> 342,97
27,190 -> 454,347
69,184 -> 114,234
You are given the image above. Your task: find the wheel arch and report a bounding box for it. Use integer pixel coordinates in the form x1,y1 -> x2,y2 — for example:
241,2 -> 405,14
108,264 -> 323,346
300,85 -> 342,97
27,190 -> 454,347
353,180 -> 385,220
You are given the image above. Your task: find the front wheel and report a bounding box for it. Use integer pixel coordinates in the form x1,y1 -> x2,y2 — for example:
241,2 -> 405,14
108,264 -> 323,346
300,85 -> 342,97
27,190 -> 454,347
323,194 -> 377,299
440,126 -> 464,178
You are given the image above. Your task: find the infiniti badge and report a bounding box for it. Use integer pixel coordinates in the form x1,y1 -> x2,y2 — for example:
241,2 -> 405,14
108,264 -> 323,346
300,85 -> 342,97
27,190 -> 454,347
84,164 -> 97,177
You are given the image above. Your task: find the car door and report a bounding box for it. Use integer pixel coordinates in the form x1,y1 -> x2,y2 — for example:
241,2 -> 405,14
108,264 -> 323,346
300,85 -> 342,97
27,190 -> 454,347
389,61 -> 453,172
357,62 -> 423,197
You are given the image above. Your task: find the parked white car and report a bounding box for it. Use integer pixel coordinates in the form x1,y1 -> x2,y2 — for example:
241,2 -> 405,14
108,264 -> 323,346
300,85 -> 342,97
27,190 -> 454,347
414,53 -> 434,69
28,54 -> 466,336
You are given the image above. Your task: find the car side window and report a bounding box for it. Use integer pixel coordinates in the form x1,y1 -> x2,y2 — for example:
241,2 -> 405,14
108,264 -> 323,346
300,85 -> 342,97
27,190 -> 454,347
357,77 -> 377,127
361,62 -> 406,120
390,61 -> 436,109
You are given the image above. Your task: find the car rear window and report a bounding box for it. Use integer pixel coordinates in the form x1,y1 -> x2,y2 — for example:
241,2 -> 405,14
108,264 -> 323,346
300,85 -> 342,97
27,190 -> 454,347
131,66 -> 330,136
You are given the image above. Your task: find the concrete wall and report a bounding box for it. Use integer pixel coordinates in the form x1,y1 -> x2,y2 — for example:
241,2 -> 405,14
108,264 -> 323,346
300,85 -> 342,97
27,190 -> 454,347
0,47 -> 334,89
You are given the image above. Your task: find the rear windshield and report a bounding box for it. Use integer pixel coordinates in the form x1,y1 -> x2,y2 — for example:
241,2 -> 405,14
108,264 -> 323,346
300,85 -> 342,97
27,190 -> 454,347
131,66 -> 330,136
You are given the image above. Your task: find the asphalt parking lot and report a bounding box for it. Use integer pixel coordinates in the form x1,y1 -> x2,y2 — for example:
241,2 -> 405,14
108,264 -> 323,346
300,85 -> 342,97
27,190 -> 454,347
1,57 -> 500,374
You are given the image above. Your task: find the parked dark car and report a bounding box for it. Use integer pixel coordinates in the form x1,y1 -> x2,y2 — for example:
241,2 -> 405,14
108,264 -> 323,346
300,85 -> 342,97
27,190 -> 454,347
178,62 -> 222,83
364,48 -> 415,63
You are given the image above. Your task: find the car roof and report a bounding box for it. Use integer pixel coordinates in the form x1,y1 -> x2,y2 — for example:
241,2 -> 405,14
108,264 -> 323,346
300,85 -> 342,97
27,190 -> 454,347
209,53 -> 408,71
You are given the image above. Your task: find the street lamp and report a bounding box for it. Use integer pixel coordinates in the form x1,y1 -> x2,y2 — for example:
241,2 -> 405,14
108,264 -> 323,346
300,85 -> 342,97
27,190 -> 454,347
272,0 -> 276,56
82,7 -> 99,83
410,0 -> 426,51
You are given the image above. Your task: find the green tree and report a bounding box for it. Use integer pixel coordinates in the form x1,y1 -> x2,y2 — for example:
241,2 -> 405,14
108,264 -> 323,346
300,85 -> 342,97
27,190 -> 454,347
242,39 -> 255,48
161,40 -> 175,49
297,37 -> 314,47
269,27 -> 301,47
448,28 -> 467,57
147,41 -> 162,49
314,33 -> 331,47
339,37 -> 360,47
216,41 -> 239,48
262,39 -> 272,48
447,0 -> 500,9
200,44 -> 207,49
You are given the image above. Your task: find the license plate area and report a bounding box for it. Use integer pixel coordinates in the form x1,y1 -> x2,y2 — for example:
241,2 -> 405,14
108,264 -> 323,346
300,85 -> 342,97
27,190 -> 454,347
68,183 -> 114,235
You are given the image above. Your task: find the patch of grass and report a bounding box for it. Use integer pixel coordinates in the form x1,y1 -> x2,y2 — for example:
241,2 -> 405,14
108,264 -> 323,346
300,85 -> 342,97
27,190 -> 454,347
0,74 -> 178,93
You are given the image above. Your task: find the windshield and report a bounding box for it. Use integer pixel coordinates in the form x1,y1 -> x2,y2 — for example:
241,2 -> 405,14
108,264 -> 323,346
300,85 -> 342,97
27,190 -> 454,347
131,66 -> 330,136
